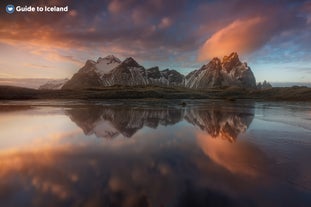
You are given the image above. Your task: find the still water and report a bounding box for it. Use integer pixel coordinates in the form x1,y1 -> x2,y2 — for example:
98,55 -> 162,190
0,100 -> 310,207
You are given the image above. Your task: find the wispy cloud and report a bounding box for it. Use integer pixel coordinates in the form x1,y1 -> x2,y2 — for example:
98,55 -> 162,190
198,17 -> 266,61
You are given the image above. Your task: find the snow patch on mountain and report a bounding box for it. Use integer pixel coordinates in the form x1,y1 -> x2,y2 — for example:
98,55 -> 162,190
95,55 -> 121,77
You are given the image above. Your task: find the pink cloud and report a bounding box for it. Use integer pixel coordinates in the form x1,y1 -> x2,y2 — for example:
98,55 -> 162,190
198,17 -> 267,61
196,131 -> 266,177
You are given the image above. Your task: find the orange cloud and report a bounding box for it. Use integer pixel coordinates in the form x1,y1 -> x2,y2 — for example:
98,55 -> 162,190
198,17 -> 267,61
196,131 -> 267,177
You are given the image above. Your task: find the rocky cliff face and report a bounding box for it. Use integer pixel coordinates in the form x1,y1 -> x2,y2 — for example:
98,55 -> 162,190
101,57 -> 148,86
62,52 -> 256,90
185,52 -> 256,89
100,57 -> 185,87
62,55 -> 121,89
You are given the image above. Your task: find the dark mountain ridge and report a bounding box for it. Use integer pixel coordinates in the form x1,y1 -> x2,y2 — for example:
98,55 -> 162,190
62,52 -> 256,90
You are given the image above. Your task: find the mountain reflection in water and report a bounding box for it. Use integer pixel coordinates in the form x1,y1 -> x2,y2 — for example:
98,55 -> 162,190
0,100 -> 310,207
66,101 -> 254,142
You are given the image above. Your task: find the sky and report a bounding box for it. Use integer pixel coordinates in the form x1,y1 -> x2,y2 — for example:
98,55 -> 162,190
0,0 -> 310,83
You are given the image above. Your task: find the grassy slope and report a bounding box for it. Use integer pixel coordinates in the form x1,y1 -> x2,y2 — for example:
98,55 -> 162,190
0,85 -> 311,101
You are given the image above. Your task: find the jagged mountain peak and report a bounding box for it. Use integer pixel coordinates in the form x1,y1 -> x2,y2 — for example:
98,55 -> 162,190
146,67 -> 160,75
85,59 -> 96,66
202,57 -> 221,70
222,52 -> 239,63
63,52 -> 256,90
97,55 -> 121,64
122,57 -> 140,67
185,52 -> 256,89
211,57 -> 222,64
222,52 -> 241,72
211,57 -> 222,65
147,66 -> 160,71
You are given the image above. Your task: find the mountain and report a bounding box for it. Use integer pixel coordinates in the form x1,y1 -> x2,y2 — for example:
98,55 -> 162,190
101,57 -> 148,86
100,57 -> 185,87
257,80 -> 272,89
62,55 -> 121,89
39,78 -> 69,90
63,56 -> 185,89
62,52 -> 256,90
185,52 -> 256,89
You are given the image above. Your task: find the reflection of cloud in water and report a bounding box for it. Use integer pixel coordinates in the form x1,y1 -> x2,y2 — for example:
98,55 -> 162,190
196,132 -> 267,177
0,145 -> 194,206
0,128 -> 308,207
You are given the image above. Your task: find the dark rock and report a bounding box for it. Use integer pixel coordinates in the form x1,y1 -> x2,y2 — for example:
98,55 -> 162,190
63,52 -> 256,90
185,52 -> 256,89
